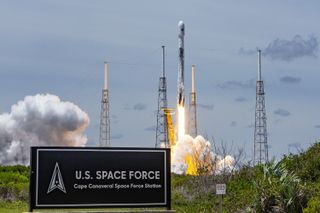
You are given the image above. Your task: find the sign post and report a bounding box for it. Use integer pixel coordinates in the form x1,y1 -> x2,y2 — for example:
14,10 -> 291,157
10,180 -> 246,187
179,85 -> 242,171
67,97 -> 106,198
29,147 -> 171,211
215,183 -> 226,213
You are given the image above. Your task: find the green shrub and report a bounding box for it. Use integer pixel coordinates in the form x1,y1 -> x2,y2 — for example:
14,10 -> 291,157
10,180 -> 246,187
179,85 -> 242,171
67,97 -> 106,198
0,165 -> 29,201
304,196 -> 320,213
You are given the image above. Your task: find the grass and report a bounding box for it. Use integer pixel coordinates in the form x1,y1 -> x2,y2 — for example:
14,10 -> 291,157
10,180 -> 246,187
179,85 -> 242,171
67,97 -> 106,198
0,201 -> 28,213
0,201 -> 170,213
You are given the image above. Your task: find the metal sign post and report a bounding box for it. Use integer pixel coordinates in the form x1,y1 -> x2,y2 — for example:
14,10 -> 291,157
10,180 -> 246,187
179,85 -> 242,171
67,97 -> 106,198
216,183 -> 226,213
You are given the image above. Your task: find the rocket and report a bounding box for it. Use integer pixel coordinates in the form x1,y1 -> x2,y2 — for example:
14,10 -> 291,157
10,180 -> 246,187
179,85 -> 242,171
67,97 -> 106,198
177,20 -> 185,106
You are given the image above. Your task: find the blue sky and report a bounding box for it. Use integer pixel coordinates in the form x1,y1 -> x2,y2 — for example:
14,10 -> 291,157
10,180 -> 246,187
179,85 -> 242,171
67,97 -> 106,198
1,0 -> 320,160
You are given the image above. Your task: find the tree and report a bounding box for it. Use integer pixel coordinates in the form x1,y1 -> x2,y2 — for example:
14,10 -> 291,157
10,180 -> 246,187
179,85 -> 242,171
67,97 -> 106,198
253,160 -> 308,212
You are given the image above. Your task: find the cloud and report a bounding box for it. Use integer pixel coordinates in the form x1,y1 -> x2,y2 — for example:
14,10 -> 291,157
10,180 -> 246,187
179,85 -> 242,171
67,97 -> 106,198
280,76 -> 301,84
198,104 -> 214,111
234,97 -> 248,102
314,125 -> 320,129
111,133 -> 124,139
145,125 -> 156,132
218,79 -> 255,90
274,108 -> 291,117
239,47 -> 256,55
239,35 -> 318,61
123,103 -> 147,111
133,103 -> 147,111
123,104 -> 131,110
263,35 -> 318,61
230,121 -> 237,127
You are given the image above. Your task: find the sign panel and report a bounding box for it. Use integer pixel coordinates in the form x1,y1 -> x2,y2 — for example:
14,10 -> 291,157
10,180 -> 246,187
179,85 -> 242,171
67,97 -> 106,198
216,183 -> 226,195
30,147 -> 170,210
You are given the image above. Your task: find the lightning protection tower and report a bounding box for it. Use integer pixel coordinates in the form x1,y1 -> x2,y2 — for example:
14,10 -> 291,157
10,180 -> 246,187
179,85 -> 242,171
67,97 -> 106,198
99,62 -> 111,147
188,65 -> 198,137
155,46 -> 169,148
253,50 -> 268,165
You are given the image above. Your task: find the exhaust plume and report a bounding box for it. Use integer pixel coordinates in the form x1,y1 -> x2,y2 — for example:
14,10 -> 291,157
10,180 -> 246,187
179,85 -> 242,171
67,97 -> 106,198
0,94 -> 89,165
171,135 -> 235,175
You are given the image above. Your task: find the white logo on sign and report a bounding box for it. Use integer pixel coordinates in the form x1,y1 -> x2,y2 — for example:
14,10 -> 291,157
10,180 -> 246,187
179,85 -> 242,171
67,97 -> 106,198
47,162 -> 66,194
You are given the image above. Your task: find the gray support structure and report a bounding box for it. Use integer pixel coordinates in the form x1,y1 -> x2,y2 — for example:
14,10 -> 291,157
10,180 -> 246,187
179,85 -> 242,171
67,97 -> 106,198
99,62 -> 111,147
155,46 -> 169,148
188,65 -> 198,137
253,50 -> 268,165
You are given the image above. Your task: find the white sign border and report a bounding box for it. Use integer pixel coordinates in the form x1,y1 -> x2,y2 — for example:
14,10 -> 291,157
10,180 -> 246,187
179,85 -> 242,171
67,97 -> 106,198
35,148 -> 168,207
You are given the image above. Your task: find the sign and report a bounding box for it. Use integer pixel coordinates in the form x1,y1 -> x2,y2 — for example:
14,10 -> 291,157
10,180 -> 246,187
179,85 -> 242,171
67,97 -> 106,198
30,147 -> 171,210
216,183 -> 226,195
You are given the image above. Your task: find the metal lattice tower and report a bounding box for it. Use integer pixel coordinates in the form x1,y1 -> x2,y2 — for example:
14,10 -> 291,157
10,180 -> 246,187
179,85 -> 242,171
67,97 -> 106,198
99,62 -> 111,147
253,50 -> 268,165
189,65 -> 198,137
155,46 -> 169,148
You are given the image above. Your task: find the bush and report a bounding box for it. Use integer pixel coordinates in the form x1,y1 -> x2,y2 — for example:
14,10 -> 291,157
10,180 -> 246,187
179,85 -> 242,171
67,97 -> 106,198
282,142 -> 320,182
0,165 -> 29,202
253,161 -> 308,212
304,196 -> 320,213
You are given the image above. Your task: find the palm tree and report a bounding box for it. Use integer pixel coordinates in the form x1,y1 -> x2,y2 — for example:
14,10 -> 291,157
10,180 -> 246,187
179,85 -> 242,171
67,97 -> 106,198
253,160 -> 307,212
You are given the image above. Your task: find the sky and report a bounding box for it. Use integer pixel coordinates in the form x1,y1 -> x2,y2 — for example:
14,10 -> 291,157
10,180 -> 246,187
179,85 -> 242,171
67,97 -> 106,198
0,0 -> 320,161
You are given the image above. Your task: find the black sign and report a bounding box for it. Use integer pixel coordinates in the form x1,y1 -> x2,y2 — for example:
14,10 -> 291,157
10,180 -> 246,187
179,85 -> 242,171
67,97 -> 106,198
30,147 -> 171,210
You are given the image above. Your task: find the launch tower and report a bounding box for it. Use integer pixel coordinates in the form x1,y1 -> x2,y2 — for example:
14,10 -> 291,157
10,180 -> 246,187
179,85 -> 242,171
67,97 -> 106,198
155,46 -> 169,148
253,50 -> 268,165
189,65 -> 198,137
99,62 -> 111,147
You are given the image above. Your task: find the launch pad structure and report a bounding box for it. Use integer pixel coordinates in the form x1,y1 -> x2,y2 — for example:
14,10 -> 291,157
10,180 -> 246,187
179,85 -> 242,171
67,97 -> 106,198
188,65 -> 198,138
155,46 -> 169,148
99,62 -> 111,147
253,50 -> 268,165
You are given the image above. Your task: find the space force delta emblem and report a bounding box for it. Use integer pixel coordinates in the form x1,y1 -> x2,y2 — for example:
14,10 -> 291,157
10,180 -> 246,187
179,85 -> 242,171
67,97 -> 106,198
47,162 -> 66,194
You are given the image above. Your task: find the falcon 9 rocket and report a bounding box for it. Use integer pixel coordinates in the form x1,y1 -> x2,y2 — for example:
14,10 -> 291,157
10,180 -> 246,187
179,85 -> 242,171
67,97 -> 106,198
177,21 -> 185,106
177,21 -> 186,141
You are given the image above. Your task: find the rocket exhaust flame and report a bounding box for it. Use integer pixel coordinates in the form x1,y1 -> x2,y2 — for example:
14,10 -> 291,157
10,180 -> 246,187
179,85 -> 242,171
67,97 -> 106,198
177,104 -> 185,141
171,135 -> 235,175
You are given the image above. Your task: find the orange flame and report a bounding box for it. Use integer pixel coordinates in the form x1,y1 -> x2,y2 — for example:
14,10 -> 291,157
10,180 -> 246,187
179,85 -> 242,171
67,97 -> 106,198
185,154 -> 198,175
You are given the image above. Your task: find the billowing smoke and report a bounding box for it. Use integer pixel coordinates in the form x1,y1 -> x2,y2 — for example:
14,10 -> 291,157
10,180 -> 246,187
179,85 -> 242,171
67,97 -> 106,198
0,94 -> 89,165
239,35 -> 318,61
171,135 -> 235,175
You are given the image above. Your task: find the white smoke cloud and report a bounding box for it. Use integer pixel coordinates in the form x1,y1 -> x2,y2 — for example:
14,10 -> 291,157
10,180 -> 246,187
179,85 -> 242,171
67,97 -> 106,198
0,94 -> 89,165
171,135 -> 235,175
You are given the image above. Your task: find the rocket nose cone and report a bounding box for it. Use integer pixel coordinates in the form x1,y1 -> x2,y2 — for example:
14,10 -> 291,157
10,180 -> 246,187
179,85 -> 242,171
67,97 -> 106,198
178,21 -> 184,30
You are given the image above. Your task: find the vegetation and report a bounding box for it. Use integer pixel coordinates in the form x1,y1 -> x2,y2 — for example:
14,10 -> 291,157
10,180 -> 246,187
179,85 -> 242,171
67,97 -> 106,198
1,142 -> 320,212
0,165 -> 29,202
253,161 -> 308,212
173,142 -> 320,212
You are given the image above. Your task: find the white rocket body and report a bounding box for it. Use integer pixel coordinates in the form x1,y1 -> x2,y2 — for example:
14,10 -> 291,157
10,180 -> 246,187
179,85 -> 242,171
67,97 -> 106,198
177,21 -> 185,106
